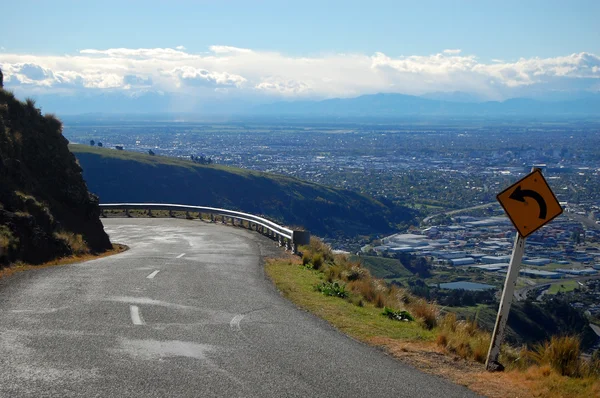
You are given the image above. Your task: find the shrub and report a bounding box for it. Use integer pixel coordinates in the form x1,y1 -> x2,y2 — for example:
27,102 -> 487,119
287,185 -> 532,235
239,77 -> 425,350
529,336 -> 582,377
382,307 -> 414,322
436,333 -> 448,347
311,253 -> 323,270
0,225 -> 20,257
302,251 -> 312,266
375,292 -> 385,308
343,264 -> 367,281
316,281 -> 348,298
348,278 -> 377,302
54,231 -> 90,255
409,298 -> 438,330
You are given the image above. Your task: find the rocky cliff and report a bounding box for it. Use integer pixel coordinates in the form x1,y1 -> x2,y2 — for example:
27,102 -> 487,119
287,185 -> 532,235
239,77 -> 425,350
0,79 -> 112,266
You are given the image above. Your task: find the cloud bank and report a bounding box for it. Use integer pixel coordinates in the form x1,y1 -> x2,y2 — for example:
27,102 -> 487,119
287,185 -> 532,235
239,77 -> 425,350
1,46 -> 599,101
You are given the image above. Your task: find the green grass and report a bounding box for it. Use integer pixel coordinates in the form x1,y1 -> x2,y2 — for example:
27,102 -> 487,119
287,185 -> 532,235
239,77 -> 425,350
547,280 -> 579,294
265,258 -> 435,342
349,255 -> 413,279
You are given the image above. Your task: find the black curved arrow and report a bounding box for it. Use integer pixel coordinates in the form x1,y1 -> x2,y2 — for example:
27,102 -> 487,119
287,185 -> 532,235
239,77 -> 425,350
509,185 -> 547,219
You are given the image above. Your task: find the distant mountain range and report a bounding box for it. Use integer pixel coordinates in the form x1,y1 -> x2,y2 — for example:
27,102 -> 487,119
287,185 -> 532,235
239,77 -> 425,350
24,90 -> 600,118
252,93 -> 600,118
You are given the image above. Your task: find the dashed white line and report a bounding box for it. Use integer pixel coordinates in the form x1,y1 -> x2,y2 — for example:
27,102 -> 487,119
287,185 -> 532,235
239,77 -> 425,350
130,305 -> 145,325
176,253 -> 186,258
146,270 -> 160,279
230,314 -> 244,331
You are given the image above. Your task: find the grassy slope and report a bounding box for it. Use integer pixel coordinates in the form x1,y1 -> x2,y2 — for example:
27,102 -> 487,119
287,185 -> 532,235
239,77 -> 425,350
70,144 -> 415,237
349,254 -> 413,279
266,253 -> 600,398
266,257 -> 435,342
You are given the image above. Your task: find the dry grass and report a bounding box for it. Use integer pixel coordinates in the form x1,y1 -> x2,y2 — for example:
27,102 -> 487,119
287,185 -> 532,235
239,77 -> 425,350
268,237 -> 600,397
435,312 -> 491,364
0,244 -> 128,280
54,231 -> 90,255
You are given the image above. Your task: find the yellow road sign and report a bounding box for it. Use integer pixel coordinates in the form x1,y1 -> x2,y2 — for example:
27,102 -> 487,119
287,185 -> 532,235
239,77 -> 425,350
497,169 -> 563,238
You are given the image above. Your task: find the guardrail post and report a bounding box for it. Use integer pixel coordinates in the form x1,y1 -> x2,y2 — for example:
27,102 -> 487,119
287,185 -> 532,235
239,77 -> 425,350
285,239 -> 292,251
278,235 -> 283,247
169,210 -> 174,218
148,209 -> 153,217
101,209 -> 106,218
210,214 -> 214,222
186,211 -> 191,219
125,208 -> 131,218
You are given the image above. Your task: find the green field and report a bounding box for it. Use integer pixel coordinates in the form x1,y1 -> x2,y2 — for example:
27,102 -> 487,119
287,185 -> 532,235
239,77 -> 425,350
547,280 -> 579,294
349,255 -> 413,279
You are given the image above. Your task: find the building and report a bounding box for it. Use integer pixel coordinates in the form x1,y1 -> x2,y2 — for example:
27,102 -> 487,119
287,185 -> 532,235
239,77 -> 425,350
450,257 -> 476,266
556,268 -> 598,276
522,258 -> 552,266
520,269 -> 562,279
482,255 -> 512,264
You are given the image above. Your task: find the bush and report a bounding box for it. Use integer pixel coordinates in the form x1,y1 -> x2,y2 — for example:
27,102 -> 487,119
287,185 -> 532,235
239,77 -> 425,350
529,336 -> 582,377
54,231 -> 90,255
409,298 -> 438,330
0,225 -> 20,259
316,281 -> 348,298
312,253 -> 323,270
382,307 -> 414,322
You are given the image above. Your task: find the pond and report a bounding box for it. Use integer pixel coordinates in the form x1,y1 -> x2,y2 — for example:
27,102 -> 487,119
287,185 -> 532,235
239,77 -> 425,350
439,281 -> 495,291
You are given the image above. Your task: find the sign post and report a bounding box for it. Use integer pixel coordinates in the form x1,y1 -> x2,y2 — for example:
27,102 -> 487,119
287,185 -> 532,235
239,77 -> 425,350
485,167 -> 563,371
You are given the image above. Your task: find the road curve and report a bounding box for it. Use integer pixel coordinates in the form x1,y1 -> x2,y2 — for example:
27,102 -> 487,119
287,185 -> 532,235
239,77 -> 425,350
0,218 -> 478,397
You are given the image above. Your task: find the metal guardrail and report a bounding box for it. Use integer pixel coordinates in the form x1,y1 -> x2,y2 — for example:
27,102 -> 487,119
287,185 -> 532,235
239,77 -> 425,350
99,203 -> 310,254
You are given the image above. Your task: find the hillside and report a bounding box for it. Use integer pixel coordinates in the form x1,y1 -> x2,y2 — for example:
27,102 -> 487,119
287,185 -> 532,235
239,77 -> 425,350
70,145 -> 415,238
0,85 -> 112,266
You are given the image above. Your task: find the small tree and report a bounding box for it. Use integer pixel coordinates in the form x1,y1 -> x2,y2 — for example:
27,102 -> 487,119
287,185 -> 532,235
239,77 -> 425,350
90,140 -> 95,146
97,142 -> 103,147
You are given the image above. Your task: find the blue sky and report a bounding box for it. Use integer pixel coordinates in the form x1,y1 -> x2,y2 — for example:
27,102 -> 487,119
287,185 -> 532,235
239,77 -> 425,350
1,0 -> 599,111
2,0 -> 598,59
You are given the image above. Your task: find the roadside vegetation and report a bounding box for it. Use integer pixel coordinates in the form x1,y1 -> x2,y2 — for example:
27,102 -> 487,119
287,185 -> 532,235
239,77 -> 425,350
0,243 -> 127,281
266,238 -> 600,398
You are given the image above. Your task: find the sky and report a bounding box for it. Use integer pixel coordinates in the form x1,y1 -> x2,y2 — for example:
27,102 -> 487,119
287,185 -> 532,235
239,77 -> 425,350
1,0 -> 599,111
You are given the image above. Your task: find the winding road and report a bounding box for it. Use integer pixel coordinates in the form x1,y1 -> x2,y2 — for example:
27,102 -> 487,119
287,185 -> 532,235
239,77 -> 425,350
0,218 -> 477,397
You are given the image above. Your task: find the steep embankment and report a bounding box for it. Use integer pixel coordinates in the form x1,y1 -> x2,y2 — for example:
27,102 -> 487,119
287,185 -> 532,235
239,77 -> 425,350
70,145 -> 415,238
0,88 -> 112,266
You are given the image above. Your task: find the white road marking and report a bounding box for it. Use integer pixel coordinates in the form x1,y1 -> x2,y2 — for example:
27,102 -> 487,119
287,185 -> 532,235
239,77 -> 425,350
176,253 -> 186,258
230,314 -> 244,331
146,270 -> 160,279
130,305 -> 145,325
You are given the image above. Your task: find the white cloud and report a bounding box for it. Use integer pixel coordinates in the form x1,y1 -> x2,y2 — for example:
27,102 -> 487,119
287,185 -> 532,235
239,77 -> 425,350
166,66 -> 246,88
443,49 -> 462,55
255,78 -> 312,96
209,45 -> 253,54
1,46 -> 599,100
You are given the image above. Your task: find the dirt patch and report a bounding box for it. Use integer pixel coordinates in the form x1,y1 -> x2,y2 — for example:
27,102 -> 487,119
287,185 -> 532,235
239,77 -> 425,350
369,337 -> 534,398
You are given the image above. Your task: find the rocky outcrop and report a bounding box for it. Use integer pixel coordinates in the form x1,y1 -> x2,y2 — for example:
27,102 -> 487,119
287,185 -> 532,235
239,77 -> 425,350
0,87 -> 112,266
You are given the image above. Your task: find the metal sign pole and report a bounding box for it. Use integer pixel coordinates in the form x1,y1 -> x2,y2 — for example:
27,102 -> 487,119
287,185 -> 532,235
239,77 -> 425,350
485,232 -> 526,371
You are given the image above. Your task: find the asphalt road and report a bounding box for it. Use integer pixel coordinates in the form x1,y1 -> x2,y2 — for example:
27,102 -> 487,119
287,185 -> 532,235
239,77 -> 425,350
0,218 -> 478,397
